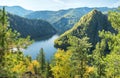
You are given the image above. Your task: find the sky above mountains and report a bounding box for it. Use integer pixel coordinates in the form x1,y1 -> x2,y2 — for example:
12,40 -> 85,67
0,0 -> 119,11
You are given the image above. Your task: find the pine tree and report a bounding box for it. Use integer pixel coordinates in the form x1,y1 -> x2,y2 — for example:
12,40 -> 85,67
45,61 -> 52,78
0,7 -> 8,63
100,9 -> 120,77
105,52 -> 120,78
0,7 -> 32,77
68,36 -> 92,78
0,7 -> 32,62
92,39 -> 106,78
108,9 -> 120,31
95,8 -> 120,77
36,48 -> 46,74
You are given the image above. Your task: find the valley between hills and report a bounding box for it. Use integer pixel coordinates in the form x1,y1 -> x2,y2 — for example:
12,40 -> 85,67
0,6 -> 120,78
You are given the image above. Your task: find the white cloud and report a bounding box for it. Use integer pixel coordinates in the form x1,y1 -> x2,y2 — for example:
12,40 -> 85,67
53,0 -> 65,4
113,0 -> 120,7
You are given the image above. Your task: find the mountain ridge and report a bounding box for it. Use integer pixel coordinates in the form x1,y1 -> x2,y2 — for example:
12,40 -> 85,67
0,6 -> 116,34
26,7 -> 115,34
54,10 -> 116,50
0,6 -> 33,17
8,14 -> 56,39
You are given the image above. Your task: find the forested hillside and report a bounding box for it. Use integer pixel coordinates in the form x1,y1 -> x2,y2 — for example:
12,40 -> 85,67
8,14 -> 56,39
52,8 -> 120,78
54,10 -> 116,50
26,7 -> 116,33
0,6 -> 116,34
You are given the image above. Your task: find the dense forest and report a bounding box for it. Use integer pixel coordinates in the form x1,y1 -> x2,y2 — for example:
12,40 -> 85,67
54,10 -> 116,50
0,6 -> 120,78
8,14 -> 56,39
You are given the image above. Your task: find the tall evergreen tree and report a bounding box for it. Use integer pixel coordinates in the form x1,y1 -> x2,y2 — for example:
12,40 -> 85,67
0,7 -> 32,61
45,61 -> 52,78
108,10 -> 120,31
36,48 -> 46,74
68,36 -> 92,78
0,7 -> 32,77
92,39 -> 107,78
0,7 -> 8,63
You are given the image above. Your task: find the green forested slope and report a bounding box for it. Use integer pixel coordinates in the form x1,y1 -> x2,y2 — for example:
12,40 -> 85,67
0,6 -> 116,34
54,10 -> 116,50
8,14 -> 56,39
26,7 -> 116,34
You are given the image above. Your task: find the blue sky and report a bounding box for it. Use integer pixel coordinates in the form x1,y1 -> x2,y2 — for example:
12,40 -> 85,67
0,0 -> 120,11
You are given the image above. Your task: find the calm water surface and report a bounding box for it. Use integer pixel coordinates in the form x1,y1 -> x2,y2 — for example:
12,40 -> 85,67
24,35 -> 59,60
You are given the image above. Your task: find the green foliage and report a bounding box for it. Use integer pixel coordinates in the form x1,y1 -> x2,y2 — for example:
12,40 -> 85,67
92,39 -> 107,78
36,48 -> 46,75
0,6 -> 120,78
0,7 -> 32,58
0,52 -> 29,77
0,7 -> 33,78
53,9 -> 120,78
45,61 -> 52,78
68,36 -> 92,78
53,36 -> 95,78
108,11 -> 120,31
105,52 -> 120,78
54,10 -> 115,50
92,10 -> 120,78
97,31 -> 120,78
98,20 -> 120,78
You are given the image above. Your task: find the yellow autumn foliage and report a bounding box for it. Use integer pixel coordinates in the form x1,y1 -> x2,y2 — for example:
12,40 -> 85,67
27,60 -> 40,74
12,61 -> 26,74
32,60 -> 40,68
86,66 -> 94,74
51,49 -> 72,78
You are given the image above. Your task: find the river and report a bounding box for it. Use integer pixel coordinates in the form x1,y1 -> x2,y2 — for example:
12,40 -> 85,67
24,35 -> 59,60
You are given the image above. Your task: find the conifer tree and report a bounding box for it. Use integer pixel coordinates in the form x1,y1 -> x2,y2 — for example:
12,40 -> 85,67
45,61 -> 52,78
0,7 -> 8,63
92,39 -> 106,78
0,7 -> 32,77
36,48 -> 46,74
94,7 -> 120,78
68,36 -> 92,78
99,9 -> 120,77
0,7 -> 32,62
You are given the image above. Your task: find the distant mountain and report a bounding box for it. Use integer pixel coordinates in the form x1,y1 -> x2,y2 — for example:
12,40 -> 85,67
0,6 -> 33,17
26,7 -> 116,34
8,14 -> 56,39
25,10 -> 69,23
1,6 -> 116,34
54,10 -> 115,50
53,17 -> 78,34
